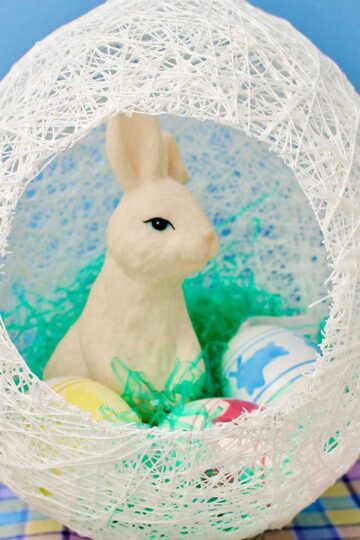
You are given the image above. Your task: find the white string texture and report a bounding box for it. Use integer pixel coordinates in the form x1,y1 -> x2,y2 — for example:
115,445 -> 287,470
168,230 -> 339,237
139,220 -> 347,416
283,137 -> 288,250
0,0 -> 359,538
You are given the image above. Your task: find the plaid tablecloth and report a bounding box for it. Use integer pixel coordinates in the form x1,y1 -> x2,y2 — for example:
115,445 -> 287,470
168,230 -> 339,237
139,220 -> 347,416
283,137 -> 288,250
0,460 -> 358,540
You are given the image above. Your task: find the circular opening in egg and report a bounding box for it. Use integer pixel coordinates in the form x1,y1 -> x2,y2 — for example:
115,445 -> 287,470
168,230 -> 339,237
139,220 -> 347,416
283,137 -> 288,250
1,115 -> 329,421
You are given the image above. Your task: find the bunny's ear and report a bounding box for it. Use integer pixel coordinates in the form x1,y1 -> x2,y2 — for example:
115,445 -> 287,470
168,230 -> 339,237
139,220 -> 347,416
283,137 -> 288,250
162,132 -> 189,184
106,113 -> 189,190
106,113 -> 165,190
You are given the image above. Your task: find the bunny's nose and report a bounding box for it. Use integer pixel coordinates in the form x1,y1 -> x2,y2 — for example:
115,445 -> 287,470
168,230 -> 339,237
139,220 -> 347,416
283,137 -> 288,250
203,230 -> 219,258
203,231 -> 216,245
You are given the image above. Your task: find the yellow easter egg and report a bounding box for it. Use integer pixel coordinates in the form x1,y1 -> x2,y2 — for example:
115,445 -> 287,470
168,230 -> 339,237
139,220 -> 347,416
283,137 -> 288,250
47,376 -> 139,424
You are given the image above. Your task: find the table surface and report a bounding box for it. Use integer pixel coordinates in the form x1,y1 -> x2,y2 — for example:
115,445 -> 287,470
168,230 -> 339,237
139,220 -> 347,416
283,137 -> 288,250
0,460 -> 358,540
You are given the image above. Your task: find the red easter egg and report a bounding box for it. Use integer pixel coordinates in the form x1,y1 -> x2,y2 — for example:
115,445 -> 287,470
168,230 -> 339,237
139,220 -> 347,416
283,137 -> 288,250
213,398 -> 258,424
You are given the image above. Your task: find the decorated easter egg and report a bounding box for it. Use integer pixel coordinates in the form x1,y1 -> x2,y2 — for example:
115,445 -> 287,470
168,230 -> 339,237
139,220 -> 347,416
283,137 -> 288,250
160,398 -> 262,488
222,325 -> 320,405
47,376 -> 140,424
159,398 -> 258,430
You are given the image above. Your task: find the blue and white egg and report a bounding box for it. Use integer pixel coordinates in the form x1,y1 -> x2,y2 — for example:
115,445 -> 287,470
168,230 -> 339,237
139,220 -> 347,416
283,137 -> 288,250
222,325 -> 320,405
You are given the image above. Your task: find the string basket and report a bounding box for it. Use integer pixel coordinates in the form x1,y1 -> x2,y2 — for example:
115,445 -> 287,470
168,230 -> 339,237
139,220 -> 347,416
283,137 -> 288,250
0,0 -> 359,538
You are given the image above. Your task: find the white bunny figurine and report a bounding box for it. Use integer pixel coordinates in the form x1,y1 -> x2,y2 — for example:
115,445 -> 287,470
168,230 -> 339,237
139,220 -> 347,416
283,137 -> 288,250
45,113 -> 219,393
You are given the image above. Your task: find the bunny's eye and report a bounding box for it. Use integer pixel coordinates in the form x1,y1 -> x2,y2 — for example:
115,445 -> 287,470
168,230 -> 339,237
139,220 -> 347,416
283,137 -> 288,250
143,217 -> 175,231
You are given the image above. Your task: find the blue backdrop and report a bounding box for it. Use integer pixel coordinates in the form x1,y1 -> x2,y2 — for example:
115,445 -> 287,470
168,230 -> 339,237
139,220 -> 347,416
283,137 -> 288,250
0,0 -> 359,91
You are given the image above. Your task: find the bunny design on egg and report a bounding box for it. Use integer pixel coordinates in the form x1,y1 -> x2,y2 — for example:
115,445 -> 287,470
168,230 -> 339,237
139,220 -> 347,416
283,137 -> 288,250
45,113 -> 219,394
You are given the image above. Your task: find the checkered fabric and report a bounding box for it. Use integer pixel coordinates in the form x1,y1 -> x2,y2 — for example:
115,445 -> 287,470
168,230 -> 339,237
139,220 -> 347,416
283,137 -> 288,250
265,460 -> 360,540
0,460 -> 358,540
0,483 -> 85,540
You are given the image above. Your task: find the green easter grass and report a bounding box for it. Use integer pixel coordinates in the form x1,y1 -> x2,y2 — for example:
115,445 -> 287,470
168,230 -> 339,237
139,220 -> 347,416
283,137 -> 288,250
2,253 -> 322,404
